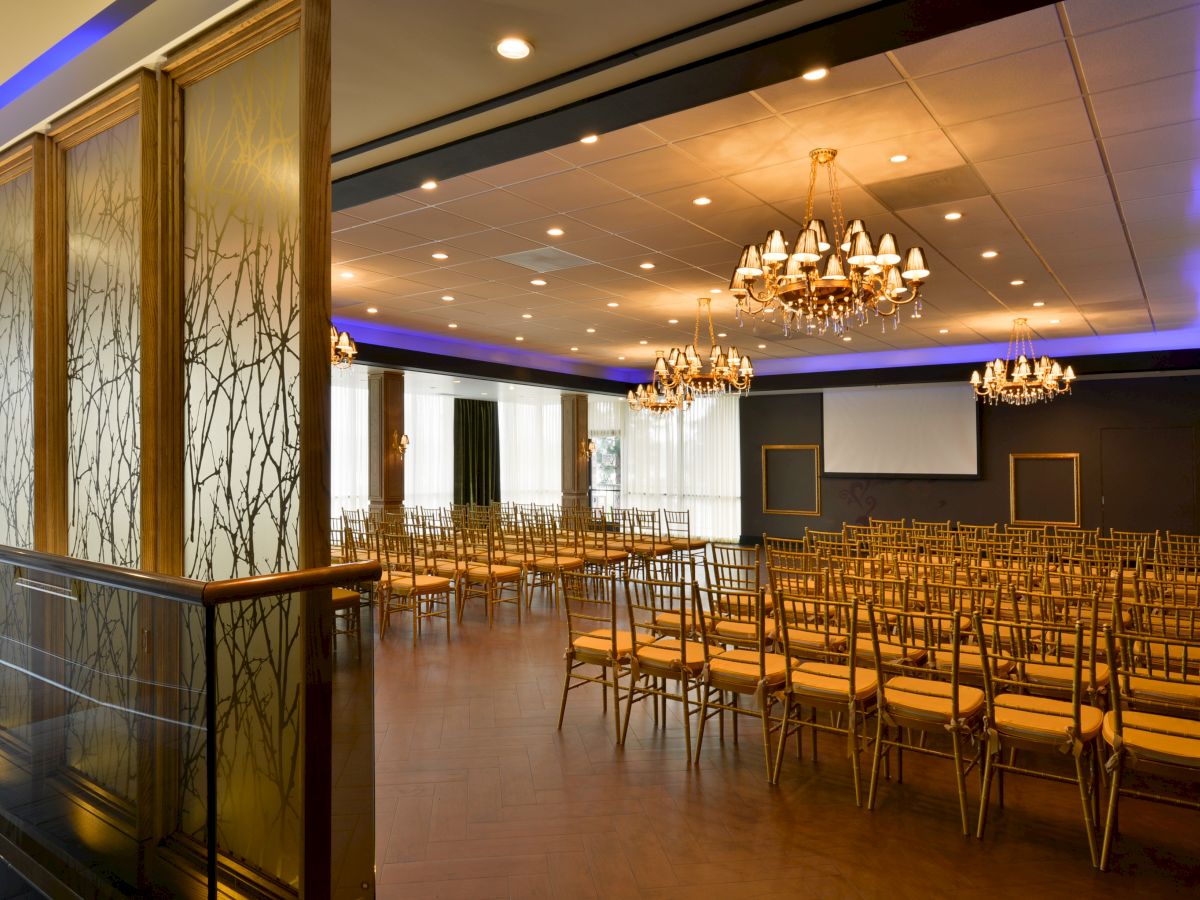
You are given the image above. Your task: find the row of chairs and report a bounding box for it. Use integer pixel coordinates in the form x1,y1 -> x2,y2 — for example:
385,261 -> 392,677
555,536 -> 1200,872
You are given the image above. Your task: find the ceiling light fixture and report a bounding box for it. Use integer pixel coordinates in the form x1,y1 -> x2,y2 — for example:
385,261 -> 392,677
693,196 -> 712,206
970,317 -> 1074,406
420,180 -> 438,190
843,336 -> 852,342
1032,301 -> 1045,308
802,67 -> 828,81
570,346 -> 578,351
448,323 -> 458,329
546,227 -> 564,236
981,250 -> 998,259
515,336 -> 524,341
329,325 -> 357,369
639,262 -> 655,270
606,302 -> 619,308
521,313 -> 532,319
944,212 -> 963,221
495,37 -> 532,59
442,295 -> 454,301
432,251 -> 448,260
1010,279 -> 1025,286
639,340 -> 648,345
530,278 -> 547,286
939,328 -> 949,334
729,147 -> 930,337
890,154 -> 908,163
757,344 -> 766,349
642,297 -> 754,404
586,328 -> 596,333
580,134 -> 598,144
1049,318 -> 1060,324
338,271 -> 354,279
668,319 -> 679,324
366,307 -> 378,314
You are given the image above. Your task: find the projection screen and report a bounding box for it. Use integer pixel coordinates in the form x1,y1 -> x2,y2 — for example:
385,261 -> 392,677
821,383 -> 979,476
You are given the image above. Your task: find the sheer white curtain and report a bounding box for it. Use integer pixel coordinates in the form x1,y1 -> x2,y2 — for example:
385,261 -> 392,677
499,390 -> 562,505
595,393 -> 741,540
404,391 -> 454,509
330,366 -> 369,515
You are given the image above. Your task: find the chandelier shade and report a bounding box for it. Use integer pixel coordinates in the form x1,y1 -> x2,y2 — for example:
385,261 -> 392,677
330,324 -> 358,369
969,317 -> 1075,406
728,148 -> 931,336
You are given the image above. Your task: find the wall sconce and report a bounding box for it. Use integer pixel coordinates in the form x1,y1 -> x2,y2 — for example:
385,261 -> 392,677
391,431 -> 410,459
580,438 -> 596,461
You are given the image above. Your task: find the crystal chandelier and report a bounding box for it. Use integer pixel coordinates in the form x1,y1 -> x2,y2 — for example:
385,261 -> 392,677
728,147 -> 930,336
656,298 -> 754,397
627,376 -> 693,415
330,324 -> 358,369
970,317 -> 1075,405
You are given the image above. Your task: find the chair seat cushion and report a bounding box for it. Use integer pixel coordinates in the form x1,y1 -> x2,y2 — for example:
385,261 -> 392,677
994,693 -> 1102,744
855,637 -> 928,666
670,537 -> 708,550
933,644 -> 1015,677
714,619 -> 775,643
790,662 -> 877,703
709,649 -> 788,687
387,573 -> 453,594
781,626 -> 847,654
534,555 -> 585,571
884,676 -> 984,724
1024,660 -> 1110,692
630,541 -> 674,555
1126,675 -> 1200,708
572,628 -> 633,659
652,612 -> 685,634
636,638 -> 707,672
1103,709 -> 1200,768
583,548 -> 629,563
465,563 -> 522,580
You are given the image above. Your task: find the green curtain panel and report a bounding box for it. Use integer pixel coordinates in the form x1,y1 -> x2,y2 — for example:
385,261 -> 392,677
454,398 -> 500,505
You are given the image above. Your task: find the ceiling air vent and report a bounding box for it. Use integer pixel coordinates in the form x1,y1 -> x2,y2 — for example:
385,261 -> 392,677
869,165 -> 990,211
499,247 -> 591,273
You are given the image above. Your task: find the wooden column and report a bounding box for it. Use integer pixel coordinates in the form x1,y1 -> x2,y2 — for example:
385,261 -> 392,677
368,370 -> 405,513
561,393 -> 589,509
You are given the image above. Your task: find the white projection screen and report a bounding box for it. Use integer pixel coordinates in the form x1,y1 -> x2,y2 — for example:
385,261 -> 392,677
822,383 -> 979,476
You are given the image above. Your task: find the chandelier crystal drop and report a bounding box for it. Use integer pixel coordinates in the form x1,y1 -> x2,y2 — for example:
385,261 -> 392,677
330,324 -> 358,369
626,378 -> 693,415
658,297 -> 754,397
728,148 -> 930,337
970,317 -> 1075,406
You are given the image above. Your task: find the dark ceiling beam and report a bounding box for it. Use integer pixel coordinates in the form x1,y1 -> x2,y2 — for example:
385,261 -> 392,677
333,0 -> 1052,210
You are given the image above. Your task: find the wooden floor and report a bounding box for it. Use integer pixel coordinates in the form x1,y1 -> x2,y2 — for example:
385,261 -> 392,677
371,588 -> 1200,899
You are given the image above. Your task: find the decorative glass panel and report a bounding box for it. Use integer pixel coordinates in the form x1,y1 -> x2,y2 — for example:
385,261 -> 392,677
182,32 -> 301,582
0,171 -> 35,550
65,115 -> 142,567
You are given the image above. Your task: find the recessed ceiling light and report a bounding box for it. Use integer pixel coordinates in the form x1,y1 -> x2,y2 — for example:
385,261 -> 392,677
1032,301 -> 1045,307
639,340 -> 648,345
495,37 -> 532,59
668,319 -> 679,324
432,251 -> 448,260
508,385 -> 515,391
618,356 -> 625,360
717,332 -> 727,338
420,179 -> 438,191
1010,279 -> 1025,286
546,227 -> 564,236
938,328 -> 949,334
843,336 -> 852,342
521,313 -> 532,319
442,295 -> 454,301
530,278 -> 547,286
944,212 -> 963,221
586,328 -> 596,333
570,346 -> 578,351
639,262 -> 655,270
711,288 -> 722,294
448,323 -> 458,329
1049,318 -> 1060,324
981,250 -> 998,259
515,336 -> 524,341
452,379 -> 461,384
890,154 -> 908,163
693,196 -> 712,206
366,307 -> 378,314
802,67 -> 828,81
580,134 -> 599,144
606,302 -> 619,308
338,271 -> 354,279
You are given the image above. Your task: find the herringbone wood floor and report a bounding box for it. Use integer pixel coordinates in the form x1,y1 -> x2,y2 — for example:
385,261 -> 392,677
370,588 -> 1199,899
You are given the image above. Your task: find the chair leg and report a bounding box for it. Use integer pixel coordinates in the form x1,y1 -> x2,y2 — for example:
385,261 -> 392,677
612,665 -> 624,745
621,662 -> 639,745
1076,744 -> 1100,868
694,683 -> 711,764
867,714 -> 886,811
771,694 -> 791,785
556,657 -> 573,731
757,685 -> 773,783
976,747 -> 996,839
952,730 -> 970,836
849,707 -> 862,807
1100,755 -> 1122,872
680,674 -> 693,768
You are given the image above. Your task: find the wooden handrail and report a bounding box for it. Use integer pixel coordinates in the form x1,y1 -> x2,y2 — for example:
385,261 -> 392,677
201,560 -> 381,605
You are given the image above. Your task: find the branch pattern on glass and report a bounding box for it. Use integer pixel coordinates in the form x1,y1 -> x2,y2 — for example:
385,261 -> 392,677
0,172 -> 35,550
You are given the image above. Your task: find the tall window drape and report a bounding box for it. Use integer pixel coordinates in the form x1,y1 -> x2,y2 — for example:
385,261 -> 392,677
330,366 -> 369,515
454,398 -> 500,505
404,391 -> 454,509
499,392 -> 562,505
590,393 -> 741,540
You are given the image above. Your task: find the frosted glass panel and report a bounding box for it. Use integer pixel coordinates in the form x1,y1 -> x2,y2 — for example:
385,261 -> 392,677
0,171 -> 34,549
65,115 -> 142,566
183,32 -> 301,581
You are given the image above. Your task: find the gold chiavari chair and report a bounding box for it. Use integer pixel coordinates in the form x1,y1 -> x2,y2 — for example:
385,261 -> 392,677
771,589 -> 875,802
1100,626 -> 1200,871
377,525 -> 454,644
866,605 -> 985,834
1011,588 -> 1107,707
556,570 -> 631,743
526,507 -> 585,611
643,556 -> 699,638
628,508 -> 674,569
621,566 -> 708,762
838,571 -> 913,644
663,509 -> 708,563
707,542 -> 763,593
763,534 -> 808,557
457,515 -> 524,626
694,583 -> 787,780
577,507 -> 630,574
974,616 -> 1103,866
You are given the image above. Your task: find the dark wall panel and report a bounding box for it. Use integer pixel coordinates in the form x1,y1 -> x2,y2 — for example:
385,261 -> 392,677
740,375 -> 1200,541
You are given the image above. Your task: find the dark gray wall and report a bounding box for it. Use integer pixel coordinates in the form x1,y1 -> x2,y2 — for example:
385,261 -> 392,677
740,374 -> 1200,541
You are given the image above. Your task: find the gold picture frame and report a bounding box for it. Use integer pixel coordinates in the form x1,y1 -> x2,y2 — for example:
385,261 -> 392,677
1009,452 -> 1081,526
762,444 -> 822,516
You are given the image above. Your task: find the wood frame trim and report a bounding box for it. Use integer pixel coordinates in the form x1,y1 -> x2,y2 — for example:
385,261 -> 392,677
162,0 -> 300,86
761,444 -> 821,517
1009,452 -> 1082,527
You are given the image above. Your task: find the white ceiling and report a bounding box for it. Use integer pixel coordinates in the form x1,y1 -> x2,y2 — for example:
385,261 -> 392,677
332,0 -> 1200,372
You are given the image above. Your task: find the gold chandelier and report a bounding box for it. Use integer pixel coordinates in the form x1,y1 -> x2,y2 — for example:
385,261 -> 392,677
728,148 -> 930,336
970,317 -> 1075,406
627,376 -> 693,415
330,324 -> 358,369
656,297 -> 753,397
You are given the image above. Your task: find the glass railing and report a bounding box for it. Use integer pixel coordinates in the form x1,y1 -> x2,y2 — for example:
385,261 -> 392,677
0,545 -> 379,899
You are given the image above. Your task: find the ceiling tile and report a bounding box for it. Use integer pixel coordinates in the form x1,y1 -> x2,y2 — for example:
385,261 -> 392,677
998,177 -> 1113,217
642,178 -> 769,216
674,116 -> 809,178
836,130 -> 966,184
548,124 -> 665,166
505,168 -> 632,211
1063,0 -> 1196,35
784,83 -> 938,147
914,43 -> 1078,126
644,92 -> 773,143
570,197 -> 681,232
1113,160 -> 1194,200
1073,5 -> 1200,92
754,55 -> 902,114
947,97 -> 1093,162
471,152 -> 574,188
339,193 -> 424,224
1090,72 -> 1196,139
618,220 -> 723,252
1105,121 -> 1200,172
585,144 -> 720,194
438,190 -> 556,227
891,6 -> 1063,78
382,207 -> 489,241
975,141 -> 1105,192
333,222 -> 426,253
